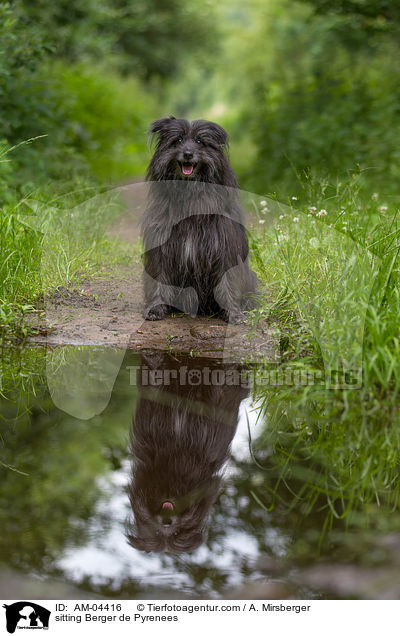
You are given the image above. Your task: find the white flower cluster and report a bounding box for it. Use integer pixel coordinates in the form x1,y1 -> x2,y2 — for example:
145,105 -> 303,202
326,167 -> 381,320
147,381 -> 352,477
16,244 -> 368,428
274,233 -> 288,246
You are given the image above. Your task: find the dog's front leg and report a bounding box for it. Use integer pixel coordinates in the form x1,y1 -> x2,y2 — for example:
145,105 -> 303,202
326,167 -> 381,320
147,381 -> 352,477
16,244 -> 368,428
143,271 -> 199,320
143,270 -> 170,320
213,259 -> 248,324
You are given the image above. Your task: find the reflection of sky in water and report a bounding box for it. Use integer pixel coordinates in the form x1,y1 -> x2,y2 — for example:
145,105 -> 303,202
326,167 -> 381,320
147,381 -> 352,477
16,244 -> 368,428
57,397 -> 286,592
230,397 -> 261,462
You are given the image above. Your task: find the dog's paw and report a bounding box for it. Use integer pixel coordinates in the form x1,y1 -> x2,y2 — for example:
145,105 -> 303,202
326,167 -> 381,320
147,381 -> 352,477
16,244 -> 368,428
143,304 -> 168,321
226,311 -> 246,324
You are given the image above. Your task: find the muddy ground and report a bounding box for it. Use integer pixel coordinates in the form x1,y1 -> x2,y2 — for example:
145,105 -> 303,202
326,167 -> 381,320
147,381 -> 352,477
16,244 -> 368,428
27,211 -> 278,361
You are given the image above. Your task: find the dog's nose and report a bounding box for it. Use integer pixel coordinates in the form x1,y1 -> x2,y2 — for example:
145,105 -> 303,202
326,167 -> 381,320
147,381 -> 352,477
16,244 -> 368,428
162,517 -> 173,526
183,151 -> 193,161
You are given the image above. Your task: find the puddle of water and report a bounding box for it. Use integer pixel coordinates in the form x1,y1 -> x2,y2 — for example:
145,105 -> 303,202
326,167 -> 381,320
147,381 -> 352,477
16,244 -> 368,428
0,345 -> 399,600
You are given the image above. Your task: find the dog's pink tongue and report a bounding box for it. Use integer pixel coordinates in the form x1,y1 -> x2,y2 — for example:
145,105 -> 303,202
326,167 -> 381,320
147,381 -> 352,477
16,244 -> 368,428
182,164 -> 194,175
162,501 -> 174,511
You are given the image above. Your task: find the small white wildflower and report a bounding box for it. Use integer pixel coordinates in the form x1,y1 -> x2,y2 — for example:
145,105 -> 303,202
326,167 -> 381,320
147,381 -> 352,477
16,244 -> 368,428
279,214 -> 284,219
307,213 -> 312,217
274,241 -> 278,246
293,217 -> 299,222
309,206 -> 317,212
378,205 -> 388,212
372,192 -> 379,200
309,237 -> 320,249
259,219 -> 265,224
317,209 -> 327,217
260,200 -> 267,206
291,196 -> 298,200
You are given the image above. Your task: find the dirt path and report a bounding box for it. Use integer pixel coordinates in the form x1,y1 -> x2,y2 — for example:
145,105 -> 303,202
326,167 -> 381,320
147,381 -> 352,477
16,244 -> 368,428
27,211 -> 277,361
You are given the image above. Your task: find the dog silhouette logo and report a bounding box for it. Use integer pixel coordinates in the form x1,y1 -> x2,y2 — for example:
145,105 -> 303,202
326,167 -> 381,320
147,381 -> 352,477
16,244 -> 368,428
3,602 -> 51,633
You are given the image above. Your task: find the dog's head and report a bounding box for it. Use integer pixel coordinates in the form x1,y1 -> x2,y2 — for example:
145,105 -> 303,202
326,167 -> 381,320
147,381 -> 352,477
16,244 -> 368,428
147,116 -> 234,184
127,477 -> 222,553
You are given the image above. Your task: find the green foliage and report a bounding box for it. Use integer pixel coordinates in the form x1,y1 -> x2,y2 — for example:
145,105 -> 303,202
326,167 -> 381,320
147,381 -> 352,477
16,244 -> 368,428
0,3 -> 58,169
5,59 -> 158,188
15,0 -> 217,80
206,1 -> 400,196
246,2 -> 400,193
51,64 -> 156,181
300,0 -> 400,27
0,1 -> 215,188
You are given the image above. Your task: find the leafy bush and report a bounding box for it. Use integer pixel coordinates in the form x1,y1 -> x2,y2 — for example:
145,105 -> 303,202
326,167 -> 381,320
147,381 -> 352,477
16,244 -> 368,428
0,1 -> 215,189
51,64 -> 157,181
16,0 -> 217,80
216,0 -> 400,196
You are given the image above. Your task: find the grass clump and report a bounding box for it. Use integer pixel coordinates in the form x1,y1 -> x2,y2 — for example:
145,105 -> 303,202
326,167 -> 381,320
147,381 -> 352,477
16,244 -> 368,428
0,185 -> 133,341
247,176 -> 400,526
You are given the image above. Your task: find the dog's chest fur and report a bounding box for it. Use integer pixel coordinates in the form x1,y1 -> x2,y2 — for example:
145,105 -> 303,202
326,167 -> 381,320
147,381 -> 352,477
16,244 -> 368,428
162,213 -> 246,286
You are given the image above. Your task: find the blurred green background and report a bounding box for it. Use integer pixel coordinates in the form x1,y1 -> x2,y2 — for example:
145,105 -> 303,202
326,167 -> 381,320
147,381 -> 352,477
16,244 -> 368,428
2,0 -> 400,196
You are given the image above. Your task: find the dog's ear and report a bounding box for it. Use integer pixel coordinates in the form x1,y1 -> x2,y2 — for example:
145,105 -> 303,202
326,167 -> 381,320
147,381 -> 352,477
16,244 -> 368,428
207,122 -> 229,146
192,120 -> 229,147
148,116 -> 176,136
199,121 -> 228,146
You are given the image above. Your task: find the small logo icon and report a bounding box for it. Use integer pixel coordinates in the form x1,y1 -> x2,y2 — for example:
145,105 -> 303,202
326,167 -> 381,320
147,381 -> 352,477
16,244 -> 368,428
3,602 -> 51,633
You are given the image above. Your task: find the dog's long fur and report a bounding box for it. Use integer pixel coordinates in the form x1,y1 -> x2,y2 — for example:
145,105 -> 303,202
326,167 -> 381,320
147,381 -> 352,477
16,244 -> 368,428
126,352 -> 248,553
142,117 -> 257,323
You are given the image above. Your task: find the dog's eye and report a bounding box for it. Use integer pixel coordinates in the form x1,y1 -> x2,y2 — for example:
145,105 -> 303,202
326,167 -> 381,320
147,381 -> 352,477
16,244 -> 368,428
176,137 -> 183,144
195,138 -> 203,145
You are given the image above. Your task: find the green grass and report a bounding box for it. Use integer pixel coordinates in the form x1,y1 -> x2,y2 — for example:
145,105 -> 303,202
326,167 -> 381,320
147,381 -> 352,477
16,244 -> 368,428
0,184 -> 133,340
247,176 -> 400,528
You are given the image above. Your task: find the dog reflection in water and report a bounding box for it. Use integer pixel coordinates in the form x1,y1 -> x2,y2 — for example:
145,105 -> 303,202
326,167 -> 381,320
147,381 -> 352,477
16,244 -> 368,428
126,352 -> 249,553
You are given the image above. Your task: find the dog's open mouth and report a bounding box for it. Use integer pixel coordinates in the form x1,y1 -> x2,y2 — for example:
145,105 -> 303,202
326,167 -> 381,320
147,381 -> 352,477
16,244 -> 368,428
180,162 -> 196,176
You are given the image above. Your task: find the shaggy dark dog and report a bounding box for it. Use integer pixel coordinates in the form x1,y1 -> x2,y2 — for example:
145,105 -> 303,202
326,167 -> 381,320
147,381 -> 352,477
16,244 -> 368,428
142,116 -> 257,323
126,352 -> 249,553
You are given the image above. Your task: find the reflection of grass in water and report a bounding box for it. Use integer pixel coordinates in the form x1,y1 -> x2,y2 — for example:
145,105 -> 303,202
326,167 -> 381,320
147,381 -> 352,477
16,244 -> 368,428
0,346 -> 137,572
242,382 -> 400,568
252,385 -> 400,516
247,181 -> 400,537
0,345 -> 49,474
0,345 -> 47,410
